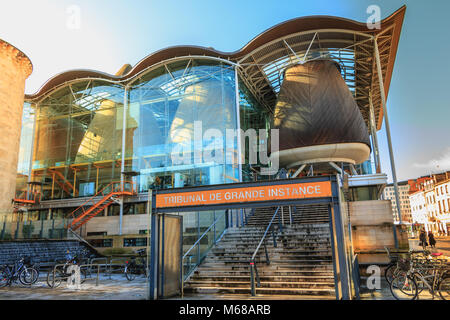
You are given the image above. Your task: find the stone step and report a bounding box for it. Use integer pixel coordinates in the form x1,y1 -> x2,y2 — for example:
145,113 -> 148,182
184,286 -> 336,296
193,269 -> 334,276
189,275 -> 334,282
200,260 -> 332,267
186,280 -> 335,289
211,249 -> 332,255
206,254 -> 332,261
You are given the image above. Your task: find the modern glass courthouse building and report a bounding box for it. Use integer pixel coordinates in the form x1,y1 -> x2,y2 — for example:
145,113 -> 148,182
16,5 -> 406,200
7,7 -> 407,298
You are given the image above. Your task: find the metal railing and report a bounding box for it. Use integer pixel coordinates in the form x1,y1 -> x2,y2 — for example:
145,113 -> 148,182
352,254 -> 360,299
47,256 -> 130,288
48,263 -> 103,288
13,191 -> 41,204
181,210 -> 227,297
67,181 -> 136,224
250,206 -> 282,296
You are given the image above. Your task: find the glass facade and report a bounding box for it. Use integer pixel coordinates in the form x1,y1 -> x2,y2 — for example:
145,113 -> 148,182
238,77 -> 271,182
127,59 -> 239,192
17,58 -> 245,200
15,102 -> 35,198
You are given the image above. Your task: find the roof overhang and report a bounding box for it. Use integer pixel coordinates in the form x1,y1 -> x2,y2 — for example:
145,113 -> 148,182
25,6 -> 406,131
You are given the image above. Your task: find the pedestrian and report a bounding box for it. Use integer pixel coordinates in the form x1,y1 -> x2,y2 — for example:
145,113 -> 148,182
419,230 -> 428,250
428,231 -> 436,249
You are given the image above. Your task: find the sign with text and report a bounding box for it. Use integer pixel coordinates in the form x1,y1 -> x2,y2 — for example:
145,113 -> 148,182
155,181 -> 332,208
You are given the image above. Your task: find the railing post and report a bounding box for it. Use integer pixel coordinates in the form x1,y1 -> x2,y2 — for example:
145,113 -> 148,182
250,261 -> 255,296
272,229 -> 277,247
181,256 -> 184,299
278,210 -> 282,233
289,206 -> 292,226
96,264 -> 100,286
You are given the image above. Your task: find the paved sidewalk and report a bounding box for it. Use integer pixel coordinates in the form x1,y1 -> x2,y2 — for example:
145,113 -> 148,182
0,274 -> 148,300
0,274 -> 443,300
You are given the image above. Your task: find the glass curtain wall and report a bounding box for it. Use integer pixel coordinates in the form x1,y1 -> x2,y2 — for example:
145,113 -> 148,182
127,58 -> 239,193
15,102 -> 36,198
30,81 -> 124,200
238,77 -> 271,182
17,58 -> 243,201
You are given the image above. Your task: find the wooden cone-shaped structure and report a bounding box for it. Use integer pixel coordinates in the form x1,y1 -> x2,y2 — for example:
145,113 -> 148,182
270,60 -> 371,168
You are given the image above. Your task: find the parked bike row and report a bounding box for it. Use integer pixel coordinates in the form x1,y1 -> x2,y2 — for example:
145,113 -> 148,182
385,247 -> 450,300
0,248 -> 150,289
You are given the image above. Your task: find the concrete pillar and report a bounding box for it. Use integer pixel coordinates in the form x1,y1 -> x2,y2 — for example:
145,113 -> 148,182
0,39 -> 32,213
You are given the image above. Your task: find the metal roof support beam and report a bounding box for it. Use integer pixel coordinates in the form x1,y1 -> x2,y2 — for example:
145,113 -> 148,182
291,164 -> 307,178
283,39 -> 302,64
374,37 -> 401,248
349,164 -> 358,176
369,91 -> 381,173
301,32 -> 317,63
328,162 -> 343,175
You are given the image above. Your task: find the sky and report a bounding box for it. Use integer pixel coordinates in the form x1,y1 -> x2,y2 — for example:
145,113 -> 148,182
1,0 -> 449,183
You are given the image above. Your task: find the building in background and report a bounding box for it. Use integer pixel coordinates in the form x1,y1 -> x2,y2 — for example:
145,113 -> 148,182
409,171 -> 450,235
382,181 -> 412,223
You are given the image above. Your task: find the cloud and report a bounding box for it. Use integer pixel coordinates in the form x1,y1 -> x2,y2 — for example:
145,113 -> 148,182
413,147 -> 450,172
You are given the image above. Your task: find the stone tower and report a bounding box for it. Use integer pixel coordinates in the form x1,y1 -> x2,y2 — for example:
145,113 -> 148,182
0,39 -> 32,213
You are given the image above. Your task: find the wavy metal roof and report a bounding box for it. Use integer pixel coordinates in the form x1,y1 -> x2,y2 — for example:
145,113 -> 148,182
25,6 -> 406,131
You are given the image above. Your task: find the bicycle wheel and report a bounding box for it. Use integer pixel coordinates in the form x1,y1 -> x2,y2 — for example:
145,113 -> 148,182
46,269 -> 65,288
438,275 -> 450,300
125,265 -> 137,281
390,273 -> 418,300
0,267 -> 10,287
384,263 -> 397,285
19,267 -> 38,285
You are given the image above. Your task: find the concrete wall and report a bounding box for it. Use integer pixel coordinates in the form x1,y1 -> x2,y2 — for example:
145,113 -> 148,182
349,200 -> 409,265
0,40 -> 32,213
81,214 -> 150,236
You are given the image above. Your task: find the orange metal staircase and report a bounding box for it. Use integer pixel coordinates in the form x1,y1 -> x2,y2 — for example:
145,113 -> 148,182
49,169 -> 76,196
13,191 -> 41,204
66,181 -> 136,231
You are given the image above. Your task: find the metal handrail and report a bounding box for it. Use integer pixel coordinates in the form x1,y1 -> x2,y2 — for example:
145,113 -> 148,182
250,206 -> 282,296
352,254 -> 360,299
181,210 -> 227,297
67,181 -> 136,221
182,211 -> 227,261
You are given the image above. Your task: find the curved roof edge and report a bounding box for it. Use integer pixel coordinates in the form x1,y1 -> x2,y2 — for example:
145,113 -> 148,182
25,6 -> 406,101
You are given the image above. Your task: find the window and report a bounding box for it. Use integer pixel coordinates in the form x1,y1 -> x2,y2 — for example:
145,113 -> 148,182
89,239 -> 113,247
123,238 -> 147,247
87,231 -> 107,236
108,205 -> 120,216
134,203 -> 146,214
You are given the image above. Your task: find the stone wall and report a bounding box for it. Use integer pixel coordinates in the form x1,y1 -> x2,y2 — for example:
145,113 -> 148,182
0,39 -> 32,213
349,200 -> 409,265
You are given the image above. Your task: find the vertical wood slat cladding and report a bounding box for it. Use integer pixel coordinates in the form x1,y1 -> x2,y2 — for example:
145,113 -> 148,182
272,60 -> 371,152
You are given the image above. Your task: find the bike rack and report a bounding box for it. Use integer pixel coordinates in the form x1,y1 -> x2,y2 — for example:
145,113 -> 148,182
49,263 -> 104,288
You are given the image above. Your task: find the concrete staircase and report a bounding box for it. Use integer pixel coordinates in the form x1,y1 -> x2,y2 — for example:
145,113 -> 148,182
184,204 -> 335,298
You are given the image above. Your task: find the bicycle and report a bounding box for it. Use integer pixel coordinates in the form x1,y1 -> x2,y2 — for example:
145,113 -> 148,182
390,253 -> 450,300
124,249 -> 148,281
0,257 -> 39,287
46,250 -> 90,288
384,247 -> 428,285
